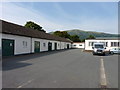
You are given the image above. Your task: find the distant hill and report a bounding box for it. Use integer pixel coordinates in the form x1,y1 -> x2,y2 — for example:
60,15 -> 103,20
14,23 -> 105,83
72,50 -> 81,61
49,29 -> 119,39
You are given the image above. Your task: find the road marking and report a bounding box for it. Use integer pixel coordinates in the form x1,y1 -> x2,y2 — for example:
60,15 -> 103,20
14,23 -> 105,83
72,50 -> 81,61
17,79 -> 34,88
81,49 -> 84,52
20,61 -> 27,62
100,57 -> 107,88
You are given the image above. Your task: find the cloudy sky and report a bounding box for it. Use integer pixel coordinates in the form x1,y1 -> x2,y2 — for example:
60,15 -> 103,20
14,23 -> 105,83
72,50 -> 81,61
0,1 -> 118,34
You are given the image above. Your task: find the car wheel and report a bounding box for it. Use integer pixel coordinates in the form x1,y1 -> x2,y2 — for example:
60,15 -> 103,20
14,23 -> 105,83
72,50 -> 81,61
110,51 -> 114,55
103,53 -> 106,56
92,52 -> 95,55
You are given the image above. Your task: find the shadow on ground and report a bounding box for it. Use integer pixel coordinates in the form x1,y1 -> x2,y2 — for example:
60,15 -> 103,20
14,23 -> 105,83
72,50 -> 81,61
2,49 -> 74,71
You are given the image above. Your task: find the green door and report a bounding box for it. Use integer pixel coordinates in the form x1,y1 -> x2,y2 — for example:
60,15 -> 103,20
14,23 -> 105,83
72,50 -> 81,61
34,41 -> 40,53
54,43 -> 57,50
2,39 -> 14,56
48,42 -> 52,51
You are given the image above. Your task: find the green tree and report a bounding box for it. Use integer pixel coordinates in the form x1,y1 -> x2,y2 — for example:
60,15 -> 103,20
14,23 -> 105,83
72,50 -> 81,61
24,21 -> 46,32
53,31 -> 70,38
61,31 -> 70,38
69,35 -> 81,42
87,35 -> 95,39
53,31 -> 62,37
81,39 -> 85,42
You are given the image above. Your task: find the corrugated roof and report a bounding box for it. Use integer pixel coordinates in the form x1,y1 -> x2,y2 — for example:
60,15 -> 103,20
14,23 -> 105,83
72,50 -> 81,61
86,37 -> 120,40
1,20 -> 72,43
86,38 -> 119,40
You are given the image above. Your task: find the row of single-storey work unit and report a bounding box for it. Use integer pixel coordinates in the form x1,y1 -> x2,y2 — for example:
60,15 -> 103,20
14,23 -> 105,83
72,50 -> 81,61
1,20 -> 72,56
85,39 -> 120,51
72,42 -> 85,49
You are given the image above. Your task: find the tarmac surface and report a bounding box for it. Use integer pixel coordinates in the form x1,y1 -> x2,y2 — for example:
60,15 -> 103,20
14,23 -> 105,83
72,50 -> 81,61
2,49 -> 118,88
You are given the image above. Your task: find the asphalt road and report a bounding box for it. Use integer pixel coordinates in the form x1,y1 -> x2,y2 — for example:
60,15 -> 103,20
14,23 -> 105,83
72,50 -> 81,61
2,49 -> 118,88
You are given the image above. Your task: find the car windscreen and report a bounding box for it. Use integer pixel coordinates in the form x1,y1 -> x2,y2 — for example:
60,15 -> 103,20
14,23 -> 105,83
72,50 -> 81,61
94,45 -> 104,48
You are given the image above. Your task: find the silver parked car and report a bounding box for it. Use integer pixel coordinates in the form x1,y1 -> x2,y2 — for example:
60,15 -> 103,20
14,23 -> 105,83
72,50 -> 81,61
110,48 -> 120,54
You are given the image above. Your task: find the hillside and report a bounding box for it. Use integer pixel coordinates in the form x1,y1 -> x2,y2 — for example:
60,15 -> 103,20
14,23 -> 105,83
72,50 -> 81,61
49,29 -> 119,39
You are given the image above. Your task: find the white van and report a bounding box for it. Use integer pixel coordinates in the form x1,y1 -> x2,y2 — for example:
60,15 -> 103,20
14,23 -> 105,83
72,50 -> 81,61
92,42 -> 109,55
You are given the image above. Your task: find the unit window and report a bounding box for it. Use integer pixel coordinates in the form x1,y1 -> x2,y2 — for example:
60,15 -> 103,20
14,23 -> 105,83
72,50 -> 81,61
89,42 -> 98,46
99,42 -> 104,44
89,42 -> 92,46
23,41 -> 27,48
111,42 -> 120,47
99,42 -> 106,46
114,42 -> 117,46
105,42 -> 108,47
43,43 -> 46,47
73,45 -> 76,46
111,42 -> 113,47
79,44 -> 82,46
118,42 -> 120,47
89,42 -> 96,46
91,42 -> 94,46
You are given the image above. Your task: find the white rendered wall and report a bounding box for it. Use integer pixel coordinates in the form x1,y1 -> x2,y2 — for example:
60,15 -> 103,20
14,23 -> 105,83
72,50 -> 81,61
64,42 -> 71,49
64,42 -> 67,49
60,42 -> 65,49
2,33 -> 72,55
0,33 -> 1,49
72,43 -> 85,48
32,38 -> 70,52
32,38 -> 49,52
85,39 -> 120,50
2,34 -> 31,55
51,40 -> 60,50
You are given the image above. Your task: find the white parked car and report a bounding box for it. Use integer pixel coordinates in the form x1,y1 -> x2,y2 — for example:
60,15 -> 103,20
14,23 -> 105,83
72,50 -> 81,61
110,48 -> 120,54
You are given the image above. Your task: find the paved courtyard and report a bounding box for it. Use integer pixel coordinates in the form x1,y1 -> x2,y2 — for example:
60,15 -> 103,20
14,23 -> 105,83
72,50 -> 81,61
2,49 -> 118,88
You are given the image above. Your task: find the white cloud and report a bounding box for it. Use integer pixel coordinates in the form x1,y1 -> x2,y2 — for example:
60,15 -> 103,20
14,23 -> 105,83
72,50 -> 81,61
49,2 -> 118,34
0,2 -> 118,34
0,2 -> 70,32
